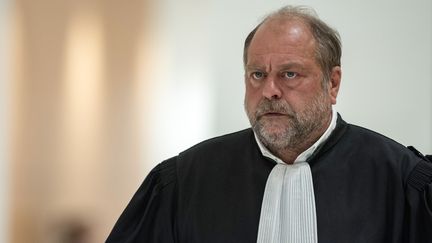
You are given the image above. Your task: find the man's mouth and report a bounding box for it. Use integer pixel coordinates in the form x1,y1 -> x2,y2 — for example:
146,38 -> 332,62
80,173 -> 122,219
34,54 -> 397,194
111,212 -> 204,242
258,112 -> 287,119
264,112 -> 285,116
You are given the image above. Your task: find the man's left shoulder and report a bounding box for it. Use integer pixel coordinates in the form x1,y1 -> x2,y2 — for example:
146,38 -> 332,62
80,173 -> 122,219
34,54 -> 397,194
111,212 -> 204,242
346,123 -> 415,155
344,123 -> 426,174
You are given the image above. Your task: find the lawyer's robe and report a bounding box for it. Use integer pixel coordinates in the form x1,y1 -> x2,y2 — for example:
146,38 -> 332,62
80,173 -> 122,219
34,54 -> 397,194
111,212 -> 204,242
106,117 -> 432,243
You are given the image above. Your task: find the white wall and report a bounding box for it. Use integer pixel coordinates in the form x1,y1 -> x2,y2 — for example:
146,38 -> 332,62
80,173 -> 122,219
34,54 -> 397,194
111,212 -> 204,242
0,0 -> 10,242
149,0 -> 431,164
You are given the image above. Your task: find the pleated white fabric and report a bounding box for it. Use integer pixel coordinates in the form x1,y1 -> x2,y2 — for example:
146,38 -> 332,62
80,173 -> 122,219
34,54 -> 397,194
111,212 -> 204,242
256,108 -> 337,243
256,162 -> 317,243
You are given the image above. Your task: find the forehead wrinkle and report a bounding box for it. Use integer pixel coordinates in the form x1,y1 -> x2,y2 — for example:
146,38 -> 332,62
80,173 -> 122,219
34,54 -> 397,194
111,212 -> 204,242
247,53 -> 309,73
246,55 -> 274,73
277,63 -> 306,71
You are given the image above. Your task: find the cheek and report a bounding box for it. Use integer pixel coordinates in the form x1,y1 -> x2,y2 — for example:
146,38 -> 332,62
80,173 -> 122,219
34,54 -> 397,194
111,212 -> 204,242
279,92 -> 310,113
245,85 -> 260,105
244,89 -> 260,115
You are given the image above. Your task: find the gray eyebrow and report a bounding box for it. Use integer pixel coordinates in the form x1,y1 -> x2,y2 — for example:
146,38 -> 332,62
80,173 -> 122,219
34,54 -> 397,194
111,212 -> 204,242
245,65 -> 266,71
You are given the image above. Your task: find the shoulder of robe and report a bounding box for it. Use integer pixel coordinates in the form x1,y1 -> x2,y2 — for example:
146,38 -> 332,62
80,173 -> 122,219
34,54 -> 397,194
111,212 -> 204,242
345,125 -> 432,193
407,160 -> 432,191
171,128 -> 264,179
122,156 -> 178,213
328,119 -> 412,161
336,123 -> 426,180
406,147 -> 432,192
177,128 -> 255,162
105,157 -> 178,243
405,148 -> 432,241
345,124 -> 414,154
149,156 -> 177,189
345,123 -> 412,153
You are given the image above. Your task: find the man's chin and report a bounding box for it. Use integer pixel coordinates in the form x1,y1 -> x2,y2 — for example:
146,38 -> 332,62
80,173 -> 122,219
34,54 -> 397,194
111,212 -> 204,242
259,134 -> 290,151
257,126 -> 288,141
258,122 -> 289,135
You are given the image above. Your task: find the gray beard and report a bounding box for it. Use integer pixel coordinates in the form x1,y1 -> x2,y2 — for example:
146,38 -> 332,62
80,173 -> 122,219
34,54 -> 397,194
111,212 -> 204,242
246,92 -> 331,153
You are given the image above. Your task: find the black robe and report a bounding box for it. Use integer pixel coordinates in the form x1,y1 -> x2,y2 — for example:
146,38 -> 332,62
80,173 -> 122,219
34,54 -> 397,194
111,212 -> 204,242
106,116 -> 432,243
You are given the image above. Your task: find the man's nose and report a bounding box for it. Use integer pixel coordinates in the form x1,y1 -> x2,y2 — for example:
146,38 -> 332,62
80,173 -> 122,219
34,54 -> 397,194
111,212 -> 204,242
262,77 -> 282,99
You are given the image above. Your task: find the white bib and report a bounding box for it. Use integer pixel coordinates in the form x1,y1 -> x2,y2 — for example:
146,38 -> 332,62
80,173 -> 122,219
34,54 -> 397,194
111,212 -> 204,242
256,162 -> 317,243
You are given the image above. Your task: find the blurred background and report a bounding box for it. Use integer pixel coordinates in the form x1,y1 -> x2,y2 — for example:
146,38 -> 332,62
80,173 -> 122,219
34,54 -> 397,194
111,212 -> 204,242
0,0 -> 430,242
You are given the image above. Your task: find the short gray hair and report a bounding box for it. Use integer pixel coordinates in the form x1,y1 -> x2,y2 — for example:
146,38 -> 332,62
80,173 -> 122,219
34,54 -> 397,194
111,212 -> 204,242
243,6 -> 341,84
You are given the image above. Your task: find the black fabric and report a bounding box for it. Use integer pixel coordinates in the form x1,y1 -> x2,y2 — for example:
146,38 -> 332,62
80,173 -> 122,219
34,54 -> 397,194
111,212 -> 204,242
106,116 -> 432,243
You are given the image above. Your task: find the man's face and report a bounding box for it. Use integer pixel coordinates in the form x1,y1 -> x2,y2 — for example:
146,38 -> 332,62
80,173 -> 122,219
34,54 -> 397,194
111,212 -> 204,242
244,19 -> 337,151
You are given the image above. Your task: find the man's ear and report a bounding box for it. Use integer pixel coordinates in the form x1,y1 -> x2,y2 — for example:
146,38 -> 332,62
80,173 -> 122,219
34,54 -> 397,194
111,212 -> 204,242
328,66 -> 341,105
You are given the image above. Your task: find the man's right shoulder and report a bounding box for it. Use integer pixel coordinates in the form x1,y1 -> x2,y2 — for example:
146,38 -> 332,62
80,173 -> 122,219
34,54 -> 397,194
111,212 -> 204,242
179,128 -> 254,158
157,128 -> 265,180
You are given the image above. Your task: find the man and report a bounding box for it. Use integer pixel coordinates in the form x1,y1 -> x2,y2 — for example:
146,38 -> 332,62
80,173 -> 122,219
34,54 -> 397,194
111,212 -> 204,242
106,6 -> 432,243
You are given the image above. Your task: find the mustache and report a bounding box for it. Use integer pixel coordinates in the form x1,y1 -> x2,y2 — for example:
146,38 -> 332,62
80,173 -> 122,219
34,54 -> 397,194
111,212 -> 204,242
255,99 -> 295,118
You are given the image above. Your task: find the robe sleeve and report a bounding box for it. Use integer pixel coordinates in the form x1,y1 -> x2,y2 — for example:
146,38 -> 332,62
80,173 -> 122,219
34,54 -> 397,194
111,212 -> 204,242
106,157 -> 178,243
406,159 -> 432,242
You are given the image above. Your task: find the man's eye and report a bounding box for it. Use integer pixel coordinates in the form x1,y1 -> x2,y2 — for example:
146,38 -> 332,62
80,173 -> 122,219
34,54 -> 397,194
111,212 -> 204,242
283,72 -> 297,79
251,72 -> 265,79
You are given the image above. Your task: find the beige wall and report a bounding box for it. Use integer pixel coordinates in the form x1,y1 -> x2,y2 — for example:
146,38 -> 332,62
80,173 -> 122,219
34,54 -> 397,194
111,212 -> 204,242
10,0 -> 153,242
